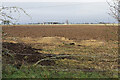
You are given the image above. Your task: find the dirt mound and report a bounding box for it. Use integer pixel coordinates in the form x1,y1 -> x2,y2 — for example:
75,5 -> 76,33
2,42 -> 55,66
3,42 -> 37,54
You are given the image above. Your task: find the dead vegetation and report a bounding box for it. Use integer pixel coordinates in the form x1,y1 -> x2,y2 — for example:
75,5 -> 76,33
2,25 -> 119,78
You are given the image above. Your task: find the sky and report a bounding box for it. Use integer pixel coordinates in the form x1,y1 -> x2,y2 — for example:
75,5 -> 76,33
1,1 -> 117,24
1,0 -> 107,2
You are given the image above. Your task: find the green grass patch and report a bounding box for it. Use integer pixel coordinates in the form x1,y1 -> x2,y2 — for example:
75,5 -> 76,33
2,64 -> 107,78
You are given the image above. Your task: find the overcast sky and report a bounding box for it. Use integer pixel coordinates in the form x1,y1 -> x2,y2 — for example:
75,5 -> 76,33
1,2 -> 116,24
1,0 -> 107,2
1,0 -> 116,24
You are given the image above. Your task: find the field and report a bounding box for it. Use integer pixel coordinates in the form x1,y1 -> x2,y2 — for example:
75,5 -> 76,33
2,25 -> 118,41
2,24 -> 119,78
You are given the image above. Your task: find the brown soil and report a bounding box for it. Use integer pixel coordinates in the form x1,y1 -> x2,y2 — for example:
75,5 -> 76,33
2,25 -> 118,41
2,42 -> 56,66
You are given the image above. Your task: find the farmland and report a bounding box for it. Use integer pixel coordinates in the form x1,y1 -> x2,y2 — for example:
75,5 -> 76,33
2,24 -> 118,41
2,24 -> 119,78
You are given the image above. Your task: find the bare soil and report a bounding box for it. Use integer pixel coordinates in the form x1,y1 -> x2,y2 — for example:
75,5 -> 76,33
2,25 -> 118,41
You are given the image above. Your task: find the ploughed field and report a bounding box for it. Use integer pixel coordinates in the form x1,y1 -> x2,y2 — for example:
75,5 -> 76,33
2,25 -> 119,78
2,25 -> 118,41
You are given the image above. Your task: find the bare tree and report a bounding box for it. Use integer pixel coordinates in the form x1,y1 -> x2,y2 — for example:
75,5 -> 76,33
0,4 -> 31,25
107,0 -> 120,22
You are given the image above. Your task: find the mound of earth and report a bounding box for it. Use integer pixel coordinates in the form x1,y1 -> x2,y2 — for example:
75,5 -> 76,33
2,42 -> 56,66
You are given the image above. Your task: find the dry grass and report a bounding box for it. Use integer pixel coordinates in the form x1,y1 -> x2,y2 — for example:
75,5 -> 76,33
2,24 -> 119,78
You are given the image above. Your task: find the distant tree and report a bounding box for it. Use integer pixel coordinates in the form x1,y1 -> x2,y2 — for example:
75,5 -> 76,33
99,22 -> 105,24
66,20 -> 69,24
2,20 -> 10,25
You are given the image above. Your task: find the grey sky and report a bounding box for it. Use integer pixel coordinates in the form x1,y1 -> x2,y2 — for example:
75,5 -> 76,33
2,2 -> 117,24
1,0 -> 107,2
